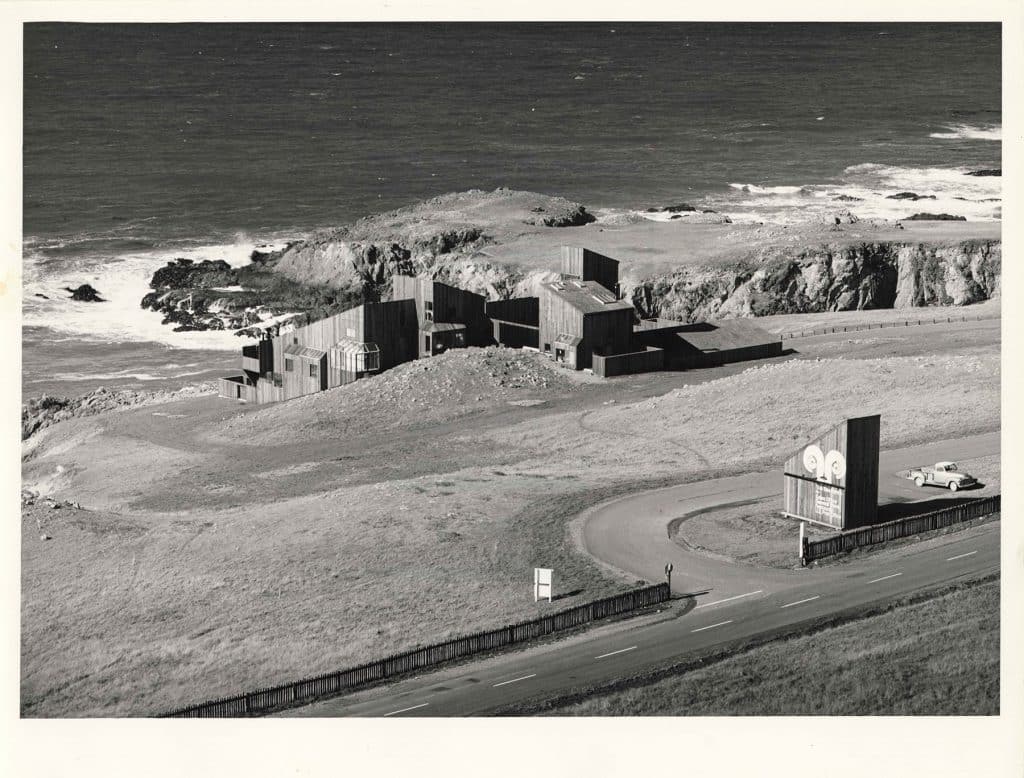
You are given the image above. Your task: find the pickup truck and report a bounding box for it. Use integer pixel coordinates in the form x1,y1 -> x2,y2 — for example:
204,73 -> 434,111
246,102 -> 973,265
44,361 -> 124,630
906,461 -> 977,491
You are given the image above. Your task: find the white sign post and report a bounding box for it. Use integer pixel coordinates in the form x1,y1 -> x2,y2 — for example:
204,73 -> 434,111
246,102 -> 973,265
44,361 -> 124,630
534,568 -> 553,603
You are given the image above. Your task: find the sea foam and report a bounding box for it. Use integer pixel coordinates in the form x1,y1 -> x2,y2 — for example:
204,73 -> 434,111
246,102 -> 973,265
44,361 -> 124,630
713,163 -> 1001,225
929,123 -> 1002,141
22,235 -> 301,351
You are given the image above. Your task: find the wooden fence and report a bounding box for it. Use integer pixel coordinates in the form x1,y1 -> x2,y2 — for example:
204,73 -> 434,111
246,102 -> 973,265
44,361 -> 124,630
802,495 -> 1000,564
592,346 -> 665,377
781,312 -> 999,341
161,583 -> 671,718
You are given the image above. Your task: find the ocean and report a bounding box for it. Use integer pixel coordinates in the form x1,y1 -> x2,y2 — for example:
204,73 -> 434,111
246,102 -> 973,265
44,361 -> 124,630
22,22 -> 1002,395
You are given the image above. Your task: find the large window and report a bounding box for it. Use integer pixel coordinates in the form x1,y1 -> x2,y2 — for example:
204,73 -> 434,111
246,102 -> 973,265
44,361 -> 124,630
285,359 -> 294,372
309,364 -> 318,378
424,300 -> 434,321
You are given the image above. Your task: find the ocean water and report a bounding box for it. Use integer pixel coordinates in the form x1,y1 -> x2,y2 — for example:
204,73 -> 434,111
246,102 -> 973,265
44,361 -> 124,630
22,22 -> 1001,393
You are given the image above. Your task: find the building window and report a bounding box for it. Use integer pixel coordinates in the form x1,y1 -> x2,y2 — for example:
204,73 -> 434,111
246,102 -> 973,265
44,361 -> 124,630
309,364 -> 318,378
272,373 -> 283,387
285,359 -> 294,372
544,343 -> 551,352
424,300 -> 433,322
293,337 -> 299,345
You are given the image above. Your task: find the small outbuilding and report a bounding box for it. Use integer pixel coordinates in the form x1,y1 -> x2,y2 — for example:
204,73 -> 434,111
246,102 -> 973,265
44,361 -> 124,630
635,318 -> 783,369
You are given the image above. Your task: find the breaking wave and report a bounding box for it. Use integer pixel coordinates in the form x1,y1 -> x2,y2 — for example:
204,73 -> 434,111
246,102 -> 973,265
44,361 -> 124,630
22,234 -> 299,351
728,183 -> 809,195
929,123 -> 1002,141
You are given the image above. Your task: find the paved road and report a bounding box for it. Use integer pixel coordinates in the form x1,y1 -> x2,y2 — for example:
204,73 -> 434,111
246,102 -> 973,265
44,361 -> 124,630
284,431 -> 999,717
583,431 -> 1000,600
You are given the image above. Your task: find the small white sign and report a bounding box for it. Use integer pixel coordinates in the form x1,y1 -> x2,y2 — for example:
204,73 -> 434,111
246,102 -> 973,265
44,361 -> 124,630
534,568 -> 553,603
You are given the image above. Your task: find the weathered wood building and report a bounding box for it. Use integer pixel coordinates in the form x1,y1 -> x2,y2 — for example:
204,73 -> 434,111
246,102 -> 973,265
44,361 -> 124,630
538,279 -> 635,370
219,246 -> 791,403
392,275 -> 492,357
782,415 -> 881,530
485,297 -> 539,349
219,275 -> 494,403
634,318 -> 783,370
219,299 -> 418,403
559,246 -> 621,298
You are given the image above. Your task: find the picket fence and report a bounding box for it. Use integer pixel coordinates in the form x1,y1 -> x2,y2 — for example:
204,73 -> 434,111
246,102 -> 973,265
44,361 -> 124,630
781,312 -> 998,340
802,495 -> 1000,563
161,582 -> 671,718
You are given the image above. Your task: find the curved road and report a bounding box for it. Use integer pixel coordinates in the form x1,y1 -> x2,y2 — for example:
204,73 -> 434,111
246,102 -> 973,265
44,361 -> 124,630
285,431 -> 999,717
583,431 -> 1000,600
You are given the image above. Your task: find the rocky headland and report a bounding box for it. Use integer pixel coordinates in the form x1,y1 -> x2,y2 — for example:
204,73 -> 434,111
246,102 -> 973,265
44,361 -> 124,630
139,187 -> 1001,337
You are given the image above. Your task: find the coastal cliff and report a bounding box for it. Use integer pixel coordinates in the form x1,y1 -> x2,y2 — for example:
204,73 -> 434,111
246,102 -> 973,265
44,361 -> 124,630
275,219 -> 1001,323
628,239 -> 1001,321
272,188 -> 593,299
140,189 -> 1002,334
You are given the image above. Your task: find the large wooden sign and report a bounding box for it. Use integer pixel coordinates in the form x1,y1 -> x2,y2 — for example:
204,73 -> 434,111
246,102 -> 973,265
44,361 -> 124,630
782,415 -> 880,530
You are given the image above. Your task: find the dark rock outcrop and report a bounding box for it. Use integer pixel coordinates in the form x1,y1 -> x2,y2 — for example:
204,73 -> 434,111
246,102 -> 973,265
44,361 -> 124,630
537,204 -> 596,227
904,213 -> 967,221
65,284 -> 104,302
886,192 -> 936,201
833,194 -> 863,202
250,243 -> 295,265
150,259 -> 236,290
965,169 -> 1001,177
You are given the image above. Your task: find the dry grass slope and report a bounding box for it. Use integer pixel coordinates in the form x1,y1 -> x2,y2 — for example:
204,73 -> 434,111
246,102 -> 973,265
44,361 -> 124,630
21,328 -> 1000,716
533,579 -> 999,716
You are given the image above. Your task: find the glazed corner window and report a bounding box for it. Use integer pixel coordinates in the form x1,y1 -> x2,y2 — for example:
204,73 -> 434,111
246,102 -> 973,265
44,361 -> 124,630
309,364 -> 318,378
285,359 -> 294,372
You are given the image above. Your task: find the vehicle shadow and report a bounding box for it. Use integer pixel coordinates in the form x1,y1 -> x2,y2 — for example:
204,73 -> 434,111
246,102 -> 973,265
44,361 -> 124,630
877,492 -> 988,522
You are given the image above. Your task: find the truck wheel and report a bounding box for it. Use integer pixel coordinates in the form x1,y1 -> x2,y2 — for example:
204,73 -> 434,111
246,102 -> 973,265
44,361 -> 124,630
948,480 -> 959,492
914,476 -> 925,487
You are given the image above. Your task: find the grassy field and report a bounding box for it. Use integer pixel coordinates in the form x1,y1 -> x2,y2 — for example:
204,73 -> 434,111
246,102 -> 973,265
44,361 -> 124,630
20,319 -> 1000,715
514,578 -> 1000,716
756,297 -> 1001,336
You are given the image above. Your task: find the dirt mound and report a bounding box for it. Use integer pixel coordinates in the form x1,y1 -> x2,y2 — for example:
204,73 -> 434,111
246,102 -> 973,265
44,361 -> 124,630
214,347 -> 584,444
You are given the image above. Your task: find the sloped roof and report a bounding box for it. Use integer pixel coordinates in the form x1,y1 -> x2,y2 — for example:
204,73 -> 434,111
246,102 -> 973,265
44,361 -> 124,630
638,317 -> 777,351
543,279 -> 633,315
332,338 -> 379,356
420,321 -> 467,333
284,344 -> 326,360
554,333 -> 583,347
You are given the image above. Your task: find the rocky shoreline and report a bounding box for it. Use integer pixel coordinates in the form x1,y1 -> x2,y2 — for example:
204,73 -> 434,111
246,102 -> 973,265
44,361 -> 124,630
137,187 -> 1002,339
